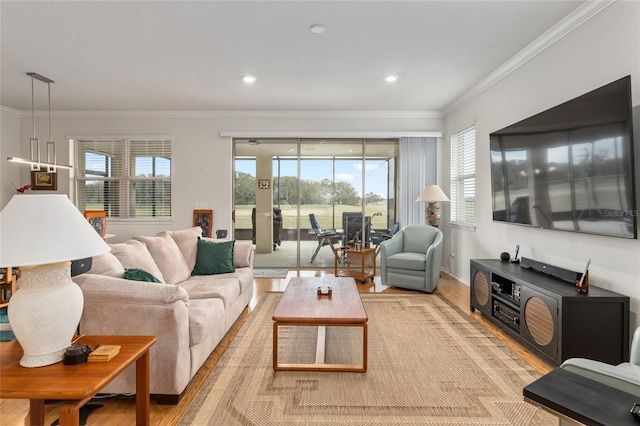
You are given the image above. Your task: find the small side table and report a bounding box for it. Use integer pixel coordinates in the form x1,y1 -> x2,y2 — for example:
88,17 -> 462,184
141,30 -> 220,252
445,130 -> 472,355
0,335 -> 156,426
334,246 -> 376,282
524,368 -> 638,425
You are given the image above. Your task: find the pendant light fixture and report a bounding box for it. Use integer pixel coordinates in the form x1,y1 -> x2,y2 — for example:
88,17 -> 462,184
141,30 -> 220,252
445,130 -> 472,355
7,72 -> 72,171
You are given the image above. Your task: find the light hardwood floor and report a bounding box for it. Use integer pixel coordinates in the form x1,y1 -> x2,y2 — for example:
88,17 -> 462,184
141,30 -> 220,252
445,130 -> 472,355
0,271 -> 553,425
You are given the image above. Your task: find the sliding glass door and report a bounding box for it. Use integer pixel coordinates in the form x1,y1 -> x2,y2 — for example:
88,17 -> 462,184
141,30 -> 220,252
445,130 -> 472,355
233,138 -> 398,270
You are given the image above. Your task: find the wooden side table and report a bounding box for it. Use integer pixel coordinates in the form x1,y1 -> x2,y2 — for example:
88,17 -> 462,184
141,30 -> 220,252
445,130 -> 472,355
0,335 -> 156,426
334,246 -> 376,282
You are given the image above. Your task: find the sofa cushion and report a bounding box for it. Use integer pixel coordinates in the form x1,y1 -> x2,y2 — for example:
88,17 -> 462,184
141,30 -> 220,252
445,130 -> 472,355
89,251 -> 125,278
157,227 -> 202,271
109,239 -> 166,283
124,268 -> 162,283
181,276 -> 241,308
134,234 -> 191,284
233,242 -> 252,268
192,239 -> 235,275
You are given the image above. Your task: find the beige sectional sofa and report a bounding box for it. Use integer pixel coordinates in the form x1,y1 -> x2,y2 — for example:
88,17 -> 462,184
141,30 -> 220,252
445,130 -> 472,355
72,227 -> 254,404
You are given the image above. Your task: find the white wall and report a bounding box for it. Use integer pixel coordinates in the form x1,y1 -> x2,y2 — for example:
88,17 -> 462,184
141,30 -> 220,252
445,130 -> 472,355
443,1 -> 640,328
0,108 -> 27,207
3,113 -> 442,240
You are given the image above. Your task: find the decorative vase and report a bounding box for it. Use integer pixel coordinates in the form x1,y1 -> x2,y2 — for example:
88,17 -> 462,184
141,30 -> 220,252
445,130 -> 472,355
425,202 -> 441,227
8,261 -> 82,367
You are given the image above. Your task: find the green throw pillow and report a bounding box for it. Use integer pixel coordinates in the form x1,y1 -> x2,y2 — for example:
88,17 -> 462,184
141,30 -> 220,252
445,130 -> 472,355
124,268 -> 162,283
192,238 -> 235,275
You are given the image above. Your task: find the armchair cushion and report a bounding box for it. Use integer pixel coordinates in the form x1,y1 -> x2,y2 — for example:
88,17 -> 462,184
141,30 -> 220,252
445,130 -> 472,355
385,252 -> 427,270
404,226 -> 437,253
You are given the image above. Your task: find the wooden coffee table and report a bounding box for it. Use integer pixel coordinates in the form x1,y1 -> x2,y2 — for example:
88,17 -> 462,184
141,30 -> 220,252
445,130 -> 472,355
0,335 -> 156,426
272,277 -> 368,372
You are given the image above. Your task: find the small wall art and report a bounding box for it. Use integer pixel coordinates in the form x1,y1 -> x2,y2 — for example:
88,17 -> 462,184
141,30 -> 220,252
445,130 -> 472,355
30,168 -> 58,190
193,209 -> 213,238
258,179 -> 271,190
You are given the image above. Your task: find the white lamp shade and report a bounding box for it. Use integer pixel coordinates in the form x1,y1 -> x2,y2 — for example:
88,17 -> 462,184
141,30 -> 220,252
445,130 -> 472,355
0,194 -> 110,267
416,185 -> 450,202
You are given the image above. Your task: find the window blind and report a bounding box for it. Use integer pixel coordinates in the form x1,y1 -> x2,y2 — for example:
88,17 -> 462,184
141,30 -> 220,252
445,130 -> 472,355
450,126 -> 476,225
70,138 -> 171,219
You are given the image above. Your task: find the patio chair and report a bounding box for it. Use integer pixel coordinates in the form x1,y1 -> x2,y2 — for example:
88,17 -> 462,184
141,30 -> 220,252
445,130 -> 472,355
309,213 -> 342,263
371,222 -> 400,255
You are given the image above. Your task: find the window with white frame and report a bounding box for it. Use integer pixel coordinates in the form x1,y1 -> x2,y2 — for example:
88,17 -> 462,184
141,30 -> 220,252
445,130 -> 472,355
450,126 -> 476,226
70,138 -> 172,219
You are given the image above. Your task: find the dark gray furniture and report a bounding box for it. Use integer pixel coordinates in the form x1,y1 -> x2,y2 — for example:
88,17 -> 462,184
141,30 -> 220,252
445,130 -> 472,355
251,207 -> 282,249
470,258 -> 629,366
524,368 -> 639,425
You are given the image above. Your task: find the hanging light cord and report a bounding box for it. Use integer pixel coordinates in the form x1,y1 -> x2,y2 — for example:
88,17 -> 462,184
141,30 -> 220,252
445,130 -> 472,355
48,82 -> 52,142
31,75 -> 36,139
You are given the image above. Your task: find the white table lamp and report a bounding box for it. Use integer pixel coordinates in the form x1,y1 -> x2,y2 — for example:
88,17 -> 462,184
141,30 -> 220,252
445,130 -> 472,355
0,194 -> 110,367
416,185 -> 450,227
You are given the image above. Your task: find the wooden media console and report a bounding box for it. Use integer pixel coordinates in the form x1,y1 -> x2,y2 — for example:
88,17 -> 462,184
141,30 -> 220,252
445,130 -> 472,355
470,258 -> 629,366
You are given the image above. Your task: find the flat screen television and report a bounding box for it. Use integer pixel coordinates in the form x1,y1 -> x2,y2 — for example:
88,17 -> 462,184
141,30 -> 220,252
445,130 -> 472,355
490,75 -> 637,239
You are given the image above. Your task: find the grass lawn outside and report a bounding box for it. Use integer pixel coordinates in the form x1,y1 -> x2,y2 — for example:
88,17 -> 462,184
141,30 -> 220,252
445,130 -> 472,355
235,203 -> 389,231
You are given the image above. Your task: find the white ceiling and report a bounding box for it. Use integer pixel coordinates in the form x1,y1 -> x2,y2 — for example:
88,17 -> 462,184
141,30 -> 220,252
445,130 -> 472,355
1,1 -> 586,114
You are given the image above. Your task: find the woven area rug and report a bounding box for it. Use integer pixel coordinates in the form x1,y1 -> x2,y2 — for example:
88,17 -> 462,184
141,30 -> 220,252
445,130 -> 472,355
252,269 -> 289,278
179,293 -> 555,425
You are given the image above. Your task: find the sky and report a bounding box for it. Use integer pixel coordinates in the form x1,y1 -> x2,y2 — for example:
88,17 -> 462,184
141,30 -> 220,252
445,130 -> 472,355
235,158 -> 389,198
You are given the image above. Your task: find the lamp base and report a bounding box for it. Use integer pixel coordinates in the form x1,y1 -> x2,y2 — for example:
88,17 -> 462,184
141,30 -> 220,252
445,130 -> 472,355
7,261 -> 83,367
425,202 -> 441,227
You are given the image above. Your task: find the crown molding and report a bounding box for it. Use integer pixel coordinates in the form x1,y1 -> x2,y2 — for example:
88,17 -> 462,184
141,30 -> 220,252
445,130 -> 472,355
443,0 -> 616,117
2,109 -> 443,120
220,131 -> 442,139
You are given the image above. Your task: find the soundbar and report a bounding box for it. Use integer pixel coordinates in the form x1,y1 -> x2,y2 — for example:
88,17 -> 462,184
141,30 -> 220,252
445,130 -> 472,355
520,257 -> 581,285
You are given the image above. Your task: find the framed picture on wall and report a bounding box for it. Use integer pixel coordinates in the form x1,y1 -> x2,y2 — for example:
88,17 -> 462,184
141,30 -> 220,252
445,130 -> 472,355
84,210 -> 107,238
30,168 -> 58,190
193,209 -> 213,238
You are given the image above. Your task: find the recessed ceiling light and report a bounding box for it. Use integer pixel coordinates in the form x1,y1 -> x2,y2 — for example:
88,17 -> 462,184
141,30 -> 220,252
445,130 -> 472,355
242,75 -> 256,84
385,75 -> 398,83
310,24 -> 326,34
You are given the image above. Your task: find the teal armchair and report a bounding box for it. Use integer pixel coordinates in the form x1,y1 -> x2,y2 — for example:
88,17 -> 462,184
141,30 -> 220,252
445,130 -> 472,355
379,224 -> 443,293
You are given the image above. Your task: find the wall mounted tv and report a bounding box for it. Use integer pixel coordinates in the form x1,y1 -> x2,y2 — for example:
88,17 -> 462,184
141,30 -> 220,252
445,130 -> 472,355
490,75 -> 636,239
